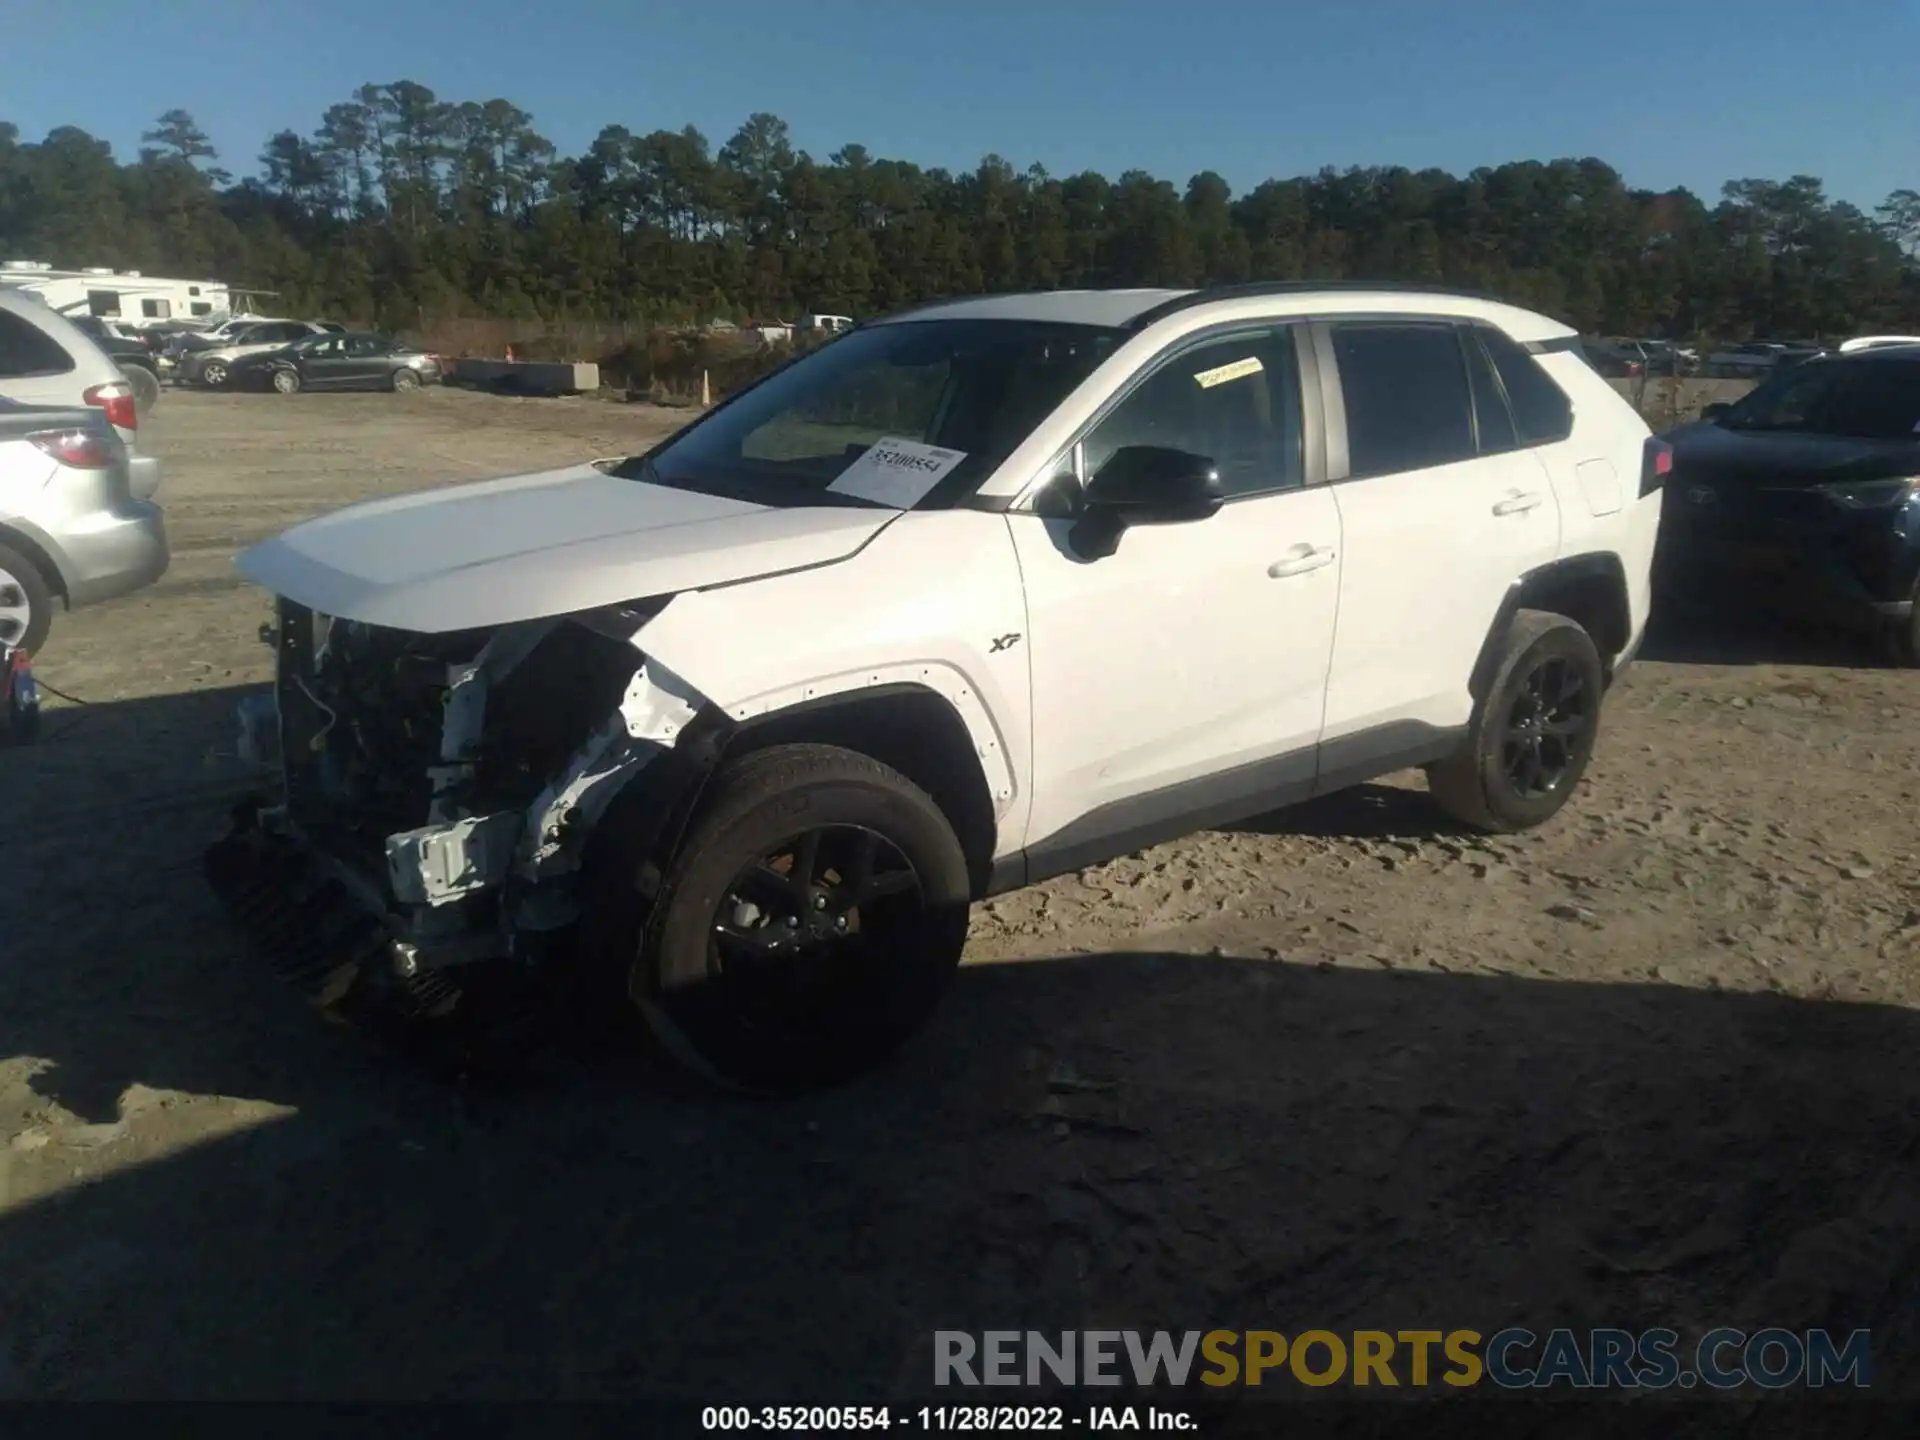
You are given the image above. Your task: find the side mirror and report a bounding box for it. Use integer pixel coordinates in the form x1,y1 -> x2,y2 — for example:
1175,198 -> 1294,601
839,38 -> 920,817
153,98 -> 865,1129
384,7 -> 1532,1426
1701,402 -> 1732,422
1083,445 -> 1225,525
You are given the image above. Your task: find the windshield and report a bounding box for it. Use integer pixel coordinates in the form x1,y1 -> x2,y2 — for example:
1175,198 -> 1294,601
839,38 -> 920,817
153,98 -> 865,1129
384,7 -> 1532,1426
613,319 -> 1121,509
1717,357 -> 1920,440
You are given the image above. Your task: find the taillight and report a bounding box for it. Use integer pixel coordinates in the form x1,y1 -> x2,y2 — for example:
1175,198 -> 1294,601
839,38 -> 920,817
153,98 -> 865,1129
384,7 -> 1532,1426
29,427 -> 118,469
82,380 -> 138,432
1641,437 -> 1673,496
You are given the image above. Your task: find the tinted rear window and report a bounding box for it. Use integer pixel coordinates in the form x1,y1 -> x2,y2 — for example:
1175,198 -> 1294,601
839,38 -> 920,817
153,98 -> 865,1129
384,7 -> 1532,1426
0,310 -> 76,379
1332,323 -> 1477,478
1480,326 -> 1574,444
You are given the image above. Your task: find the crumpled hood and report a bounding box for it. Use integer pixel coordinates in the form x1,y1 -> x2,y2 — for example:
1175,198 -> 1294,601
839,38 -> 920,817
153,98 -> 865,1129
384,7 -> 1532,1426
236,463 -> 897,631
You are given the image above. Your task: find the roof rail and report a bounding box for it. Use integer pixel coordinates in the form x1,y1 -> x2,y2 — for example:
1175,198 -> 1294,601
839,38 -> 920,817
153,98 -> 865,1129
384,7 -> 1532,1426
1122,279 -> 1505,332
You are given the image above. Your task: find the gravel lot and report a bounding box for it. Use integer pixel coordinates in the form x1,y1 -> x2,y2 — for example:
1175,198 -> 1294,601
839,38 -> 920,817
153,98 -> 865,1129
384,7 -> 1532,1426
2,388 -> 1917,1421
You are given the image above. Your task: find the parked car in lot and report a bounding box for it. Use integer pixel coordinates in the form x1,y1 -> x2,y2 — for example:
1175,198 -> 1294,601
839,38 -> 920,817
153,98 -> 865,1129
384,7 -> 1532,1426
159,315 -> 302,368
231,331 -> 443,393
179,319 -> 341,388
0,289 -> 155,488
1658,345 -> 1920,662
1704,340 -> 1826,378
68,314 -> 162,412
0,399 -> 168,654
1583,338 -> 1648,377
207,281 -> 1662,1092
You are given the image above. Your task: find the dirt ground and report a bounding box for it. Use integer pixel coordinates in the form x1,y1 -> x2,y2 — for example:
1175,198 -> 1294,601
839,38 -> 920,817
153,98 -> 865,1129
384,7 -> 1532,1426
2,387 -> 1917,1424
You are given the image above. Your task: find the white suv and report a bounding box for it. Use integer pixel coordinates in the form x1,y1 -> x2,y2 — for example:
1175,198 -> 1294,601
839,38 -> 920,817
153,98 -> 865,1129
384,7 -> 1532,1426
208,284 -> 1665,1091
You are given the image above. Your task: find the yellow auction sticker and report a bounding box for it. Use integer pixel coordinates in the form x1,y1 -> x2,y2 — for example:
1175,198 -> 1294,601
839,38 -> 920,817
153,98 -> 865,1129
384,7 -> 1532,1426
1192,355 -> 1264,388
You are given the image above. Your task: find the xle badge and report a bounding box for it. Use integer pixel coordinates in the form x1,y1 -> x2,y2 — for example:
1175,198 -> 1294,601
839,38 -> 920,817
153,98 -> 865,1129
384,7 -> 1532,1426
989,633 -> 1022,653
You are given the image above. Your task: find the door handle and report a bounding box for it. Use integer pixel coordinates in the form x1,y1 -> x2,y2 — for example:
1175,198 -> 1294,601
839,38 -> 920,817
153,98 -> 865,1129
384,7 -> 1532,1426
1267,545 -> 1336,579
1492,491 -> 1545,516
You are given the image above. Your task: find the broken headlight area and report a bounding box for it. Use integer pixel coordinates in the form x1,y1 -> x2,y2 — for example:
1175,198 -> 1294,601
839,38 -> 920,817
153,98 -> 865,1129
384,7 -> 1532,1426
209,595 -> 697,1027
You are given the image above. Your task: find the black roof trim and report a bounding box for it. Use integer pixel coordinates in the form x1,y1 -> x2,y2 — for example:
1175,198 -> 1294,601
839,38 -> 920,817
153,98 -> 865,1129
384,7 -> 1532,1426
1123,280 -> 1508,333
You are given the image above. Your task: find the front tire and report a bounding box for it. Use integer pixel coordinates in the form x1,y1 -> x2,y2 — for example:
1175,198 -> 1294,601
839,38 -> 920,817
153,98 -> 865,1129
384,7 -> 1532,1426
201,360 -> 229,388
588,743 -> 972,1093
1426,609 -> 1605,833
0,540 -> 54,655
270,367 -> 301,395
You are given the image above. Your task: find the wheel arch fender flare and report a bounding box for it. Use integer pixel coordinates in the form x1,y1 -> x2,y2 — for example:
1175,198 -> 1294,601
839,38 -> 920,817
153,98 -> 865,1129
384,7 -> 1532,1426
1468,552 -> 1632,713
0,519 -> 72,603
586,675 -> 1009,902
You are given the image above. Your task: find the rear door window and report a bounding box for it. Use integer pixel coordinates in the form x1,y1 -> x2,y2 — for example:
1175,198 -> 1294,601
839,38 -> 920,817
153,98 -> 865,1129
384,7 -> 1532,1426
0,310 -> 76,379
1330,322 -> 1477,479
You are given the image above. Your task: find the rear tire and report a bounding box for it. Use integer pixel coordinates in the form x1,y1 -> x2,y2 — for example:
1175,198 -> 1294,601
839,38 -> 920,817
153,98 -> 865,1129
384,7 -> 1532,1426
121,364 -> 160,414
271,368 -> 301,395
0,540 -> 55,655
201,360 -> 229,388
585,743 -> 972,1094
1426,609 -> 1605,833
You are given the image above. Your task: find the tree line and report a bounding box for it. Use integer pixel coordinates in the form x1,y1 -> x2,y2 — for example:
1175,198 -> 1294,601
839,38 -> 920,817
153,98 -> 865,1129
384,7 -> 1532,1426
3,83 -> 1919,343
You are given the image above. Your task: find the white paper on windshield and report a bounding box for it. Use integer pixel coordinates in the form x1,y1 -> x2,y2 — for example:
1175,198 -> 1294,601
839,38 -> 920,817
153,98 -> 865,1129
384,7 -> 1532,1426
827,436 -> 968,508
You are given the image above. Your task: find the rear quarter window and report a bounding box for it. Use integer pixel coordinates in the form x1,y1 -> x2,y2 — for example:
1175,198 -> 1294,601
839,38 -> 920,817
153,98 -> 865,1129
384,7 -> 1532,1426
0,310 -> 78,379
1479,326 -> 1575,445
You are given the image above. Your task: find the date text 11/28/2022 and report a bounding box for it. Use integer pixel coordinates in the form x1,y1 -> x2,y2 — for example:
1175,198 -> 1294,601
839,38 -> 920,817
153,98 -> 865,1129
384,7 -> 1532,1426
701,1405 -> 1196,1431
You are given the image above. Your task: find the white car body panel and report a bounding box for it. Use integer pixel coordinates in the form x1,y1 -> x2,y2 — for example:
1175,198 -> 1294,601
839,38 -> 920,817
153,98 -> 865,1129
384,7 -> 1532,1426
234,465 -> 902,632
1323,448 -> 1560,739
635,508 -> 1032,853
1004,486 -> 1341,849
1535,351 -> 1661,644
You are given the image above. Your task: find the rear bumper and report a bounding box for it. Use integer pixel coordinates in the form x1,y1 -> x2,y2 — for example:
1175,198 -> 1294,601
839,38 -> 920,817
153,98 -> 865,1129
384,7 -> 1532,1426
58,500 -> 171,608
128,453 -> 161,501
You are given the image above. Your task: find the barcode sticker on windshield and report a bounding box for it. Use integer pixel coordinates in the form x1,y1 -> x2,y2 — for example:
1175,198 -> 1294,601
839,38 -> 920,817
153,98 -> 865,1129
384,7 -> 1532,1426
1193,355 -> 1264,389
827,436 -> 968,508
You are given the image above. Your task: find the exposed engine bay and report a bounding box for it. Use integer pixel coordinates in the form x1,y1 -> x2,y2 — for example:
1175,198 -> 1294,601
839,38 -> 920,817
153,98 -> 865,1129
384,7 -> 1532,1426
213,595 -> 716,1022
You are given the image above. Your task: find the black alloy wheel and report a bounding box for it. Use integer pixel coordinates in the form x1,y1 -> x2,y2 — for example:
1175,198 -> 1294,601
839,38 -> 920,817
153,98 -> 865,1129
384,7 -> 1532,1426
1500,655 -> 1592,800
710,824 -> 924,1035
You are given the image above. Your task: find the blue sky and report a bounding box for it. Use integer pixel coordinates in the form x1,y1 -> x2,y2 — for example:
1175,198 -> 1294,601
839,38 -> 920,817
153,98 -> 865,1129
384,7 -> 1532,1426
1,0 -> 1913,210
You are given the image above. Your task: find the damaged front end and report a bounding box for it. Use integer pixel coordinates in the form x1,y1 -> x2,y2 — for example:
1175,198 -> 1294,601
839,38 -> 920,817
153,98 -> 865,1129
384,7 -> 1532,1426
206,596 -> 724,1032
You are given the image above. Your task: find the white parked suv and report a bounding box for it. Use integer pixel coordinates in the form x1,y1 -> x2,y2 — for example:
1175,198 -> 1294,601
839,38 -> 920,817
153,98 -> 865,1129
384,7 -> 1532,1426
207,283 -> 1665,1090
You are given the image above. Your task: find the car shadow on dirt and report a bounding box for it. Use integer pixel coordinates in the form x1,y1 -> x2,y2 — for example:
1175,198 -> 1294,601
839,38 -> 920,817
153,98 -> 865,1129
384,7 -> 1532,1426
2,686 -> 1916,1427
1225,782 -> 1463,841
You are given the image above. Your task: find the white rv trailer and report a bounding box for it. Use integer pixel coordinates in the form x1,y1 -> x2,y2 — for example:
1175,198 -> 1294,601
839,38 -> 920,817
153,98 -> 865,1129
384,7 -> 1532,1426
0,259 -> 262,330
